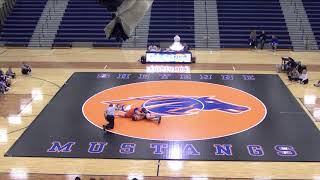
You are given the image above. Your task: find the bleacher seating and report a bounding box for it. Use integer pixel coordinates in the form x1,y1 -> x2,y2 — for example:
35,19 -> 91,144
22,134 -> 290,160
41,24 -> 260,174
0,0 -> 48,46
54,0 -> 120,48
0,0 -> 318,50
147,0 -> 195,48
302,0 -> 320,49
217,0 -> 292,49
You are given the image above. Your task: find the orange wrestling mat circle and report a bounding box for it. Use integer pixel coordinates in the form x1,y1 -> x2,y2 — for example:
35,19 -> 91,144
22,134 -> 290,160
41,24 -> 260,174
82,81 -> 267,141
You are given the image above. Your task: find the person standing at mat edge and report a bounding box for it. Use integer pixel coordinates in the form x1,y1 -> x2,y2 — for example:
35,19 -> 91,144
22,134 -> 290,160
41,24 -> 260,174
103,103 -> 115,131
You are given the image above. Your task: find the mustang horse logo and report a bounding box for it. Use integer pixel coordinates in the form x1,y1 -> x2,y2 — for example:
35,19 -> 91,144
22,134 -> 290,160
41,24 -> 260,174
101,95 -> 250,116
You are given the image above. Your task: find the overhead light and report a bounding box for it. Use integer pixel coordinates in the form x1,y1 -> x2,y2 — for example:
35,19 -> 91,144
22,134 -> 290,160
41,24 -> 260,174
168,144 -> 182,159
167,161 -> 183,171
191,176 -> 208,180
32,88 -> 43,101
65,174 -> 81,180
304,95 -> 316,105
127,173 -> 144,180
0,128 -> 7,144
10,168 -> 28,179
20,103 -> 32,115
8,115 -> 21,125
312,108 -> 320,120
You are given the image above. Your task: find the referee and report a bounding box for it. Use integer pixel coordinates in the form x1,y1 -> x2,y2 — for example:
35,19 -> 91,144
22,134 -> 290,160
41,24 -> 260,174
103,103 -> 115,131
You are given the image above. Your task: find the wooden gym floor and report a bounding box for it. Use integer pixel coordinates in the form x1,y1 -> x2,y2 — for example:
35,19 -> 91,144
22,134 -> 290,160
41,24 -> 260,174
0,47 -> 319,180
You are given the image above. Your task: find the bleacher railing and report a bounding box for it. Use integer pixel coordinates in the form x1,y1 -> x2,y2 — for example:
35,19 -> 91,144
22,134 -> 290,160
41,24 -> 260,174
37,0 -> 59,47
0,0 -> 16,26
291,0 -> 311,50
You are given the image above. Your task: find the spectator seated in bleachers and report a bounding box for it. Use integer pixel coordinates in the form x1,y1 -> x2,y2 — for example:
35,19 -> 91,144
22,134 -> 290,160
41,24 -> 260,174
21,62 -> 32,75
258,30 -> 267,50
6,67 -> 16,79
271,35 -> 279,52
148,43 -> 158,52
249,30 -> 257,50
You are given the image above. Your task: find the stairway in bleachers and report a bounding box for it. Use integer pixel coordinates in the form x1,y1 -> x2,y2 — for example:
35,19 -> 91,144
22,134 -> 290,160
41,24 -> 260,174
194,0 -> 220,49
279,0 -> 318,51
54,0 -> 120,47
217,0 -> 292,49
148,0 -> 195,48
29,0 -> 69,47
302,0 -> 320,50
0,0 -> 48,46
